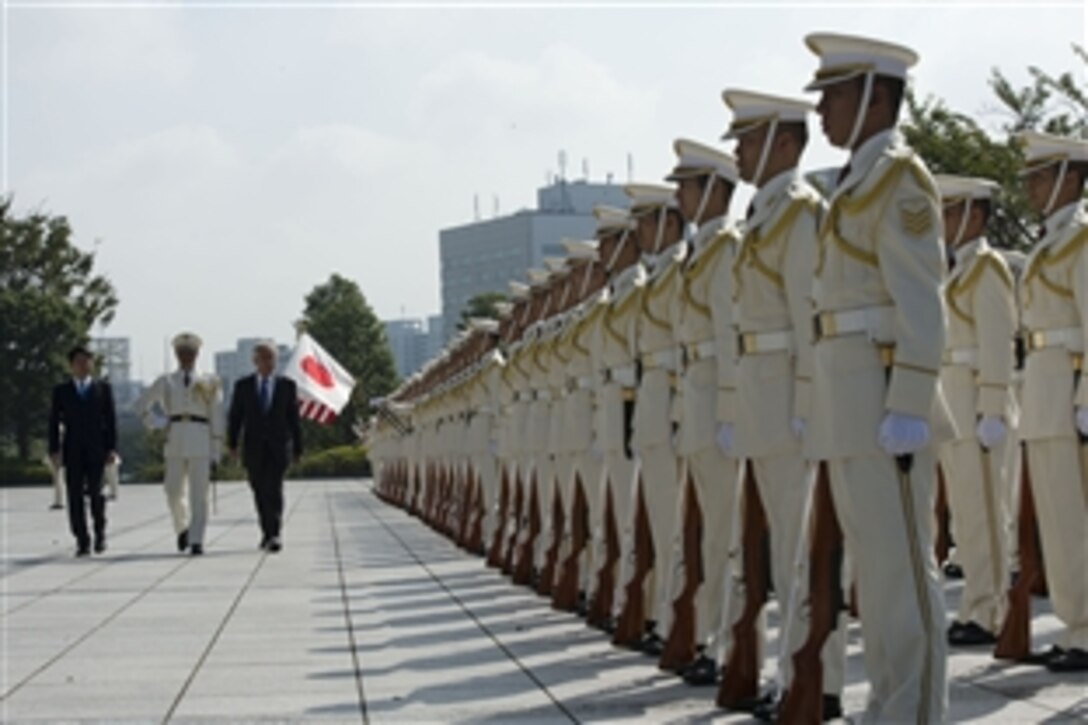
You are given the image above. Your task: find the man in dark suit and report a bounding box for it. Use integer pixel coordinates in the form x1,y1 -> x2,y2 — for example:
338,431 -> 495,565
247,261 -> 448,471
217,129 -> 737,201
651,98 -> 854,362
228,340 -> 303,552
48,345 -> 118,556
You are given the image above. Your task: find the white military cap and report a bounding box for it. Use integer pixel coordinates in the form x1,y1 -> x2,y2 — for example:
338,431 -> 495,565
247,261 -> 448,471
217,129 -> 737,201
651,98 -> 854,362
494,301 -> 514,318
935,174 -> 1000,203
508,281 -> 530,299
172,332 -> 202,351
593,204 -> 632,234
721,90 -> 814,139
666,138 -> 739,183
527,267 -> 551,287
562,238 -> 599,261
624,183 -> 678,215
543,256 -> 570,275
1017,130 -> 1088,176
469,318 -> 499,333
803,32 -> 918,90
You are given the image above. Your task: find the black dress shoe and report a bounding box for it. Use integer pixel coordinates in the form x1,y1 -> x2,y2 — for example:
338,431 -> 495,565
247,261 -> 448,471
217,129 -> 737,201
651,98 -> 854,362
639,631 -> 664,657
575,591 -> 588,617
753,694 -> 842,722
259,536 -> 269,550
948,621 -> 996,646
1022,645 -> 1065,666
943,562 -> 964,579
1046,647 -> 1088,672
681,654 -> 718,686
267,537 -> 282,553
76,545 -> 91,558
94,537 -> 107,554
49,502 -> 64,510
177,529 -> 189,552
731,690 -> 776,714
190,544 -> 204,556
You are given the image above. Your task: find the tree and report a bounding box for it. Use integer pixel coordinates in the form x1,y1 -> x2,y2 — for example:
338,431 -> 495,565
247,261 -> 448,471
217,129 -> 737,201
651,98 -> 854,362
902,44 -> 1087,252
300,274 -> 397,451
458,291 -> 507,330
0,198 -> 118,460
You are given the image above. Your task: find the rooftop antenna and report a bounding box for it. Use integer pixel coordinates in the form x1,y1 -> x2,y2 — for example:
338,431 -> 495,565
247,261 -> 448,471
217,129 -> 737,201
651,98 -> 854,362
606,172 -> 614,184
626,153 -> 634,182
473,194 -> 480,221
558,150 -> 567,181
582,158 -> 589,180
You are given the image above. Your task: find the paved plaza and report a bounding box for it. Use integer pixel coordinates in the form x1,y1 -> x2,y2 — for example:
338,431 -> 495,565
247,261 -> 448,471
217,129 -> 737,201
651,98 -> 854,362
1,479 -> 1084,723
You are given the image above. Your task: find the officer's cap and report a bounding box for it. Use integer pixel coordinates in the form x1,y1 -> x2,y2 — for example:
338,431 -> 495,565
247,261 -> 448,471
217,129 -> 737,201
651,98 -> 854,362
593,205 -> 633,235
624,183 -> 679,216
172,332 -> 202,352
562,238 -> 599,262
666,138 -> 739,183
1016,130 -> 1088,177
721,90 -> 813,140
803,32 -> 917,91
935,174 -> 1001,205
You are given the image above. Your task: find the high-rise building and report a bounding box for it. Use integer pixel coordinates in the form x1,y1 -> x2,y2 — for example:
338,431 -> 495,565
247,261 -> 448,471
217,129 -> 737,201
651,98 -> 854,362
383,316 -> 444,379
90,337 -> 142,409
439,178 -> 626,341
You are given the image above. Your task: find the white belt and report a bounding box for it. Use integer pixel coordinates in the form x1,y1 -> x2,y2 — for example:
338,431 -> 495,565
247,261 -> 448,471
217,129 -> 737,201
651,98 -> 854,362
1026,327 -> 1084,353
813,305 -> 895,342
685,340 -> 717,362
609,365 -> 638,388
945,347 -> 978,366
641,348 -> 677,371
737,329 -> 793,356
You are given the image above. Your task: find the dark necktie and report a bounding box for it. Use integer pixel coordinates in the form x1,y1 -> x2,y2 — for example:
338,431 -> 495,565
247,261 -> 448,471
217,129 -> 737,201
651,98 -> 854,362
837,163 -> 853,186
261,377 -> 271,412
183,372 -> 191,388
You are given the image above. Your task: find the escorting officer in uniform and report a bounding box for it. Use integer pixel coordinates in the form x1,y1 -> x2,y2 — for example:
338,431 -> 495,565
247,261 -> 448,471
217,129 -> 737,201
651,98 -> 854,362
935,175 -> 1016,647
801,33 -> 949,721
663,138 -> 743,684
138,333 -> 225,555
1016,130 -> 1088,671
720,89 -> 846,717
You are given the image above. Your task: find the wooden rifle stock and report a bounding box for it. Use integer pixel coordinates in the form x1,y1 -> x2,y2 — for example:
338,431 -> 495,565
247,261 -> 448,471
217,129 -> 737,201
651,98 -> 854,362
487,466 -> 511,568
778,462 -> 843,725
995,445 -> 1039,660
554,475 -> 589,611
502,471 -> 524,575
660,474 -> 702,671
613,482 -> 653,646
537,483 -> 564,596
718,462 -> 770,708
513,473 -> 541,586
588,482 -> 620,627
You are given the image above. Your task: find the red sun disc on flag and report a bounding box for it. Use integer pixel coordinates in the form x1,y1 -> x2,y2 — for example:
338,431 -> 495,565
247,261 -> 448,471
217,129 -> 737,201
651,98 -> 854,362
301,355 -> 335,388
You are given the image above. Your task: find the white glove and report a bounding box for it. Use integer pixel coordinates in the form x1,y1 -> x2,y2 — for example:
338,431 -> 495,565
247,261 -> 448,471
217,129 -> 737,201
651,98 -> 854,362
975,416 -> 1006,450
878,412 -> 930,456
1077,407 -> 1088,437
716,423 -> 735,455
791,417 -> 806,439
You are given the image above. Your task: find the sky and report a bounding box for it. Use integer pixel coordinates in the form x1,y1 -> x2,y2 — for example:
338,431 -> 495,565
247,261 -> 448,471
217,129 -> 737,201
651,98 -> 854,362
4,0 -> 1085,379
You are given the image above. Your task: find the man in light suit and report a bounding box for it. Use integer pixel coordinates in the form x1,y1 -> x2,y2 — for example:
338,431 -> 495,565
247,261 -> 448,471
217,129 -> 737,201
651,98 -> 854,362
228,340 -> 303,552
801,33 -> 949,722
138,333 -> 224,555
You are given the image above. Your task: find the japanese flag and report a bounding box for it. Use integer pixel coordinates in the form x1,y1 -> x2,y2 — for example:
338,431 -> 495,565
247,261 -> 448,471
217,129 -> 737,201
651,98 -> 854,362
284,333 -> 356,424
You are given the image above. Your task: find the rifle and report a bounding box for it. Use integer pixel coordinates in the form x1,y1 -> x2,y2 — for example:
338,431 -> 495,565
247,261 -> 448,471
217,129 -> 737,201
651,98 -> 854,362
487,465 -> 511,568
613,480 -> 653,647
777,462 -> 843,724
537,481 -> 564,596
995,444 -> 1040,660
502,470 -> 524,575
659,473 -> 702,672
512,472 -> 541,586
588,482 -> 620,628
718,461 -> 770,709
553,473 -> 589,611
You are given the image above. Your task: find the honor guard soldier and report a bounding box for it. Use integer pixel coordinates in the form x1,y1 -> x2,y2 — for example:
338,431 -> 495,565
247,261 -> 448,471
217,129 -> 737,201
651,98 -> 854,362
800,33 -> 950,721
138,333 -> 225,555
935,175 -> 1016,648
1015,130 -> 1088,672
719,89 -> 846,719
660,138 -> 744,684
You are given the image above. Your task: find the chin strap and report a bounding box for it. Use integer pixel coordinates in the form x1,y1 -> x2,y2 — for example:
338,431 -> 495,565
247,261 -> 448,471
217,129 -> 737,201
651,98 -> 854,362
693,175 -> 717,227
846,71 -> 874,152
1044,158 -> 1070,218
951,197 -> 973,248
606,228 -> 630,273
653,206 -> 668,254
753,118 -> 780,187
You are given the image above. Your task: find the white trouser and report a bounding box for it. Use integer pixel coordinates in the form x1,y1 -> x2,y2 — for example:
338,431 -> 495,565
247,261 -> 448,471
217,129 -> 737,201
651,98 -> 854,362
828,451 -> 947,724
938,439 -> 1009,631
534,454 -> 559,570
472,453 -> 499,545
638,444 -> 681,634
606,450 -> 638,619
577,453 -> 605,595
165,456 -> 211,545
752,456 -> 846,696
1025,438 -> 1088,650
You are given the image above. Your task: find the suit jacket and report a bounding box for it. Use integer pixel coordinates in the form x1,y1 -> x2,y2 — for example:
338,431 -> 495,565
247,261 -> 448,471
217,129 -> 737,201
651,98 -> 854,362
228,375 -> 303,472
48,379 -> 118,467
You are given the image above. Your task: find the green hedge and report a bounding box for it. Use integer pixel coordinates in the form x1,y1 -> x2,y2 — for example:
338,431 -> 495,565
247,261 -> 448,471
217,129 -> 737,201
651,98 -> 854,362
0,459 -> 53,485
138,446 -> 369,482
